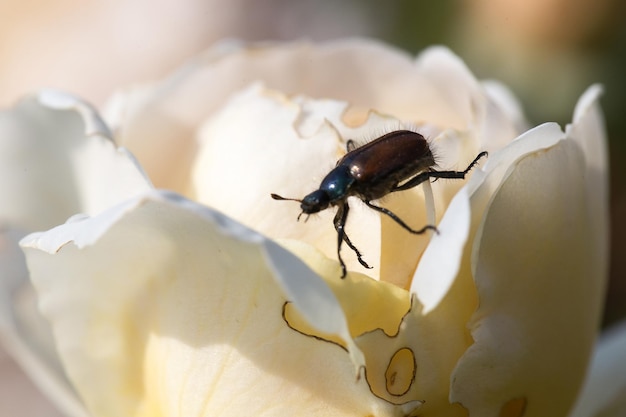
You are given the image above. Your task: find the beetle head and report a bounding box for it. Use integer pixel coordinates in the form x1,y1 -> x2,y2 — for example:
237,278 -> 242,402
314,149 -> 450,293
300,190 -> 330,214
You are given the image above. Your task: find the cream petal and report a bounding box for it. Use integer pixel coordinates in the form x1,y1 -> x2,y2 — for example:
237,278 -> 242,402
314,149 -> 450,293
0,90 -> 151,231
372,190 -> 478,417
478,80 -> 527,151
103,39 -> 419,192
107,40 -> 518,196
415,47 -> 520,149
569,321 -> 626,417
192,83 -> 340,224
354,292 -> 474,416
481,80 -> 528,136
411,187 -> 471,313
0,90 -> 151,417
465,122 -> 565,201
413,46 -> 482,130
20,191 -> 402,417
451,136 -> 603,416
192,84 -> 384,279
0,230 -> 88,417
103,86 -> 199,194
37,90 -> 113,138
565,84 -> 609,287
124,39 -> 419,125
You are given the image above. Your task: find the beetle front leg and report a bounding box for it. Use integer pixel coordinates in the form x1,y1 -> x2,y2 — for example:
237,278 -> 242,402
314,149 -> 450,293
333,203 -> 371,278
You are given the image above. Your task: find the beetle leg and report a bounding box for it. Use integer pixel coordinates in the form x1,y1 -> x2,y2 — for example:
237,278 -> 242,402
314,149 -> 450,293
333,204 -> 349,278
346,139 -> 357,152
334,203 -> 371,278
392,151 -> 488,192
364,200 -> 437,235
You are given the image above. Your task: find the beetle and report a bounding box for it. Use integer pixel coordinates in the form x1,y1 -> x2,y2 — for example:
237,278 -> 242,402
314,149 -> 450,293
271,130 -> 488,278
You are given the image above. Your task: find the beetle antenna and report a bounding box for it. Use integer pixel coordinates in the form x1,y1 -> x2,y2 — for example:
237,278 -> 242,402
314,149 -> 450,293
272,193 -> 309,222
270,193 -> 302,202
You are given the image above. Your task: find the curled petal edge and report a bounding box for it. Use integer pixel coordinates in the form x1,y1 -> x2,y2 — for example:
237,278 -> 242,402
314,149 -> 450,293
20,191 -> 365,374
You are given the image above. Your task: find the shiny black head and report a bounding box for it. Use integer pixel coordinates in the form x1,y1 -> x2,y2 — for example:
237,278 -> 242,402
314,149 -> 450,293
300,190 -> 330,214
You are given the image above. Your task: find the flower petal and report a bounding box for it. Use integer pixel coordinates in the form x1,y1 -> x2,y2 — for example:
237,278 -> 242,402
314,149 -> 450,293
481,80 -> 528,135
191,83 -> 341,226
569,321 -> 626,417
0,90 -> 151,230
192,83 -> 388,279
565,84 -> 609,287
415,47 -> 521,150
106,40 -> 519,197
0,90 -> 151,417
0,230 -> 88,417
103,86 -> 199,194
452,134 -> 604,416
20,191 -> 407,416
411,187 -> 471,313
103,39 -> 420,193
414,46 -> 484,130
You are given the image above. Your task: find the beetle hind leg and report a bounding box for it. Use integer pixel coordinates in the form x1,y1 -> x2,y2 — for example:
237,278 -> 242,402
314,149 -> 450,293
364,200 -> 438,235
392,151 -> 488,192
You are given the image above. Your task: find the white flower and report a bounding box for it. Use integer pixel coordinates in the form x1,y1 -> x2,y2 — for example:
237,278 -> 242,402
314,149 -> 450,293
0,90 -> 151,416
1,39 -> 617,417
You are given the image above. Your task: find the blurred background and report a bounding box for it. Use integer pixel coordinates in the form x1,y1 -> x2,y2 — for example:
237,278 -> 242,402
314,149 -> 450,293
1,0 -> 624,415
